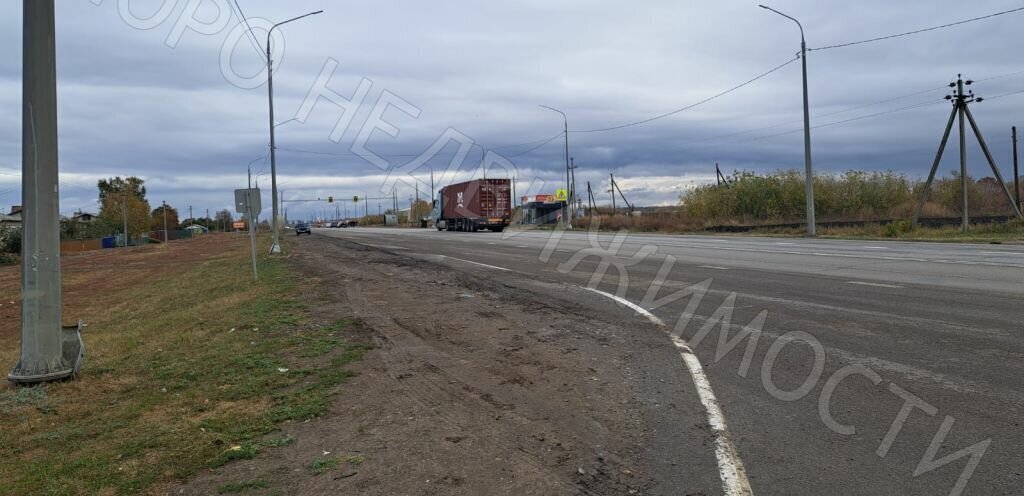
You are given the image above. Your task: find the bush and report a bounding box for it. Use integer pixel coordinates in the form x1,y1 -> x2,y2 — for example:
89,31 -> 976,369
678,169 -> 1017,226
883,220 -> 911,238
0,226 -> 21,254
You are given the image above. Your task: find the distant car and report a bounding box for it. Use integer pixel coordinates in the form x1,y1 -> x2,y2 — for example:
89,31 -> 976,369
295,222 -> 311,235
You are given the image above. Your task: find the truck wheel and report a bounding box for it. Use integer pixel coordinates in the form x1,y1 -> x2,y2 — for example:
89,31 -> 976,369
492,227 -> 504,233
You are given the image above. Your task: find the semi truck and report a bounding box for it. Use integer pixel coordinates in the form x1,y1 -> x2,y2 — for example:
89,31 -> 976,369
434,179 -> 511,232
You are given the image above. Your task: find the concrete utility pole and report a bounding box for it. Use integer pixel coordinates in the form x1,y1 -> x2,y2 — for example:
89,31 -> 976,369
512,175 -> 517,209
188,205 -> 193,226
957,77 -> 969,231
760,5 -> 815,237
266,10 -> 323,255
540,105 -> 572,229
610,173 -> 617,214
912,75 -> 1023,230
10,0 -> 84,384
569,157 -> 578,215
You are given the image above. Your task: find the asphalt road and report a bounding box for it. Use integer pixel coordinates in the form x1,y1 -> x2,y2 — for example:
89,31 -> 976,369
308,226 -> 1023,496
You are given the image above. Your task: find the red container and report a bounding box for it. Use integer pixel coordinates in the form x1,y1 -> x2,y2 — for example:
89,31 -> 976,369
438,179 -> 511,232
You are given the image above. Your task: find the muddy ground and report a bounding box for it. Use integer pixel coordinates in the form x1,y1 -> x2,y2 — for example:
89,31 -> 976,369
175,235 -> 715,495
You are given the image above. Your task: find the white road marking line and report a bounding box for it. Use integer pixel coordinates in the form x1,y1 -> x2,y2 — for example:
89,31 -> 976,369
515,245 -> 530,248
441,256 -> 510,272
672,336 -> 752,496
981,251 -> 1024,256
863,246 -> 889,250
583,288 -> 664,326
583,287 -> 751,496
774,242 -> 796,245
699,265 -> 730,270
487,242 -> 497,245
846,281 -> 904,289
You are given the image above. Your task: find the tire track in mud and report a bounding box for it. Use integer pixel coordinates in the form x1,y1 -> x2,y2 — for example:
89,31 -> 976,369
299,237 -> 651,495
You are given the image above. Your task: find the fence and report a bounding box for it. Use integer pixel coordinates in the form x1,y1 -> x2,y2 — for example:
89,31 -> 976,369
60,238 -> 103,253
58,229 -> 200,254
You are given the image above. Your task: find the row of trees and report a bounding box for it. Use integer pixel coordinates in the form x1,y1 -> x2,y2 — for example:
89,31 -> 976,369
681,169 -> 1022,224
61,176 -> 237,241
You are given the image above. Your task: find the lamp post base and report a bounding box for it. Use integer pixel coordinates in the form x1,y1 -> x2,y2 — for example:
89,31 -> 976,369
8,320 -> 85,385
269,243 -> 282,254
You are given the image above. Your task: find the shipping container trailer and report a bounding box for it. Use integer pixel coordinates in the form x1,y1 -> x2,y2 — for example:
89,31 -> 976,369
434,179 -> 511,232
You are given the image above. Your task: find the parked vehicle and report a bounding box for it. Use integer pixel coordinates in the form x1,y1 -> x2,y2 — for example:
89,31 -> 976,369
295,222 -> 311,235
434,179 -> 511,232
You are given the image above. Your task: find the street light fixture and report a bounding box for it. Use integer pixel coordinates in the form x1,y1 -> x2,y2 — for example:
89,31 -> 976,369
760,4 -> 816,237
539,105 -> 572,229
246,155 -> 264,190
266,9 -> 324,254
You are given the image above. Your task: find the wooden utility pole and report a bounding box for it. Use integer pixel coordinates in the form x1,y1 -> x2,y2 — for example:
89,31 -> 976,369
1013,126 -> 1020,212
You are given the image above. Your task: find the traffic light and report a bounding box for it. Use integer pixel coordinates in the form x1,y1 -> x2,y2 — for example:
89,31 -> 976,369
328,196 -> 334,203
353,195 -> 359,203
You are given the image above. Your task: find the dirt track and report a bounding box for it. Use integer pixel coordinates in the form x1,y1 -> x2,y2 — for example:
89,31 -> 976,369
178,234 -> 716,495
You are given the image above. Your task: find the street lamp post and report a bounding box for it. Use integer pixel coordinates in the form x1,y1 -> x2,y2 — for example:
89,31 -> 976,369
760,4 -> 816,237
266,10 -> 323,254
10,0 -> 84,384
539,105 -> 572,229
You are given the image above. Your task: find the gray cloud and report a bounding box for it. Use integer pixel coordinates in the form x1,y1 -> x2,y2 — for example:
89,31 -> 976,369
1,0 -> 1023,220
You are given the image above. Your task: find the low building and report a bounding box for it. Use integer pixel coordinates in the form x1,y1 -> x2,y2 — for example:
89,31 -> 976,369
520,195 -> 565,225
1,206 -> 22,227
71,211 -> 98,223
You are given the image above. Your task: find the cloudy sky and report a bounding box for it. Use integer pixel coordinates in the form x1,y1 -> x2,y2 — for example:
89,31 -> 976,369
2,0 -> 1024,220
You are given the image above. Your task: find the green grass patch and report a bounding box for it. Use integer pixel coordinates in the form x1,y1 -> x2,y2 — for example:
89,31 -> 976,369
744,218 -> 1024,243
308,454 -> 365,475
0,236 -> 365,495
309,456 -> 342,475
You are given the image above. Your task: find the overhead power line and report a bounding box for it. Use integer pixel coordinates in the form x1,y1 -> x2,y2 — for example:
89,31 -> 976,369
687,98 -> 944,152
490,131 -> 566,151
810,5 -> 1024,51
984,87 -> 1024,101
230,0 -> 266,62
678,84 -> 950,148
570,55 -> 800,133
507,132 -> 565,157
277,130 -> 568,160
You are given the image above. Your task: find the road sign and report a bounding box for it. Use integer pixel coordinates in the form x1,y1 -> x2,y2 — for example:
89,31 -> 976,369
234,188 -> 261,214
555,188 -> 568,201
